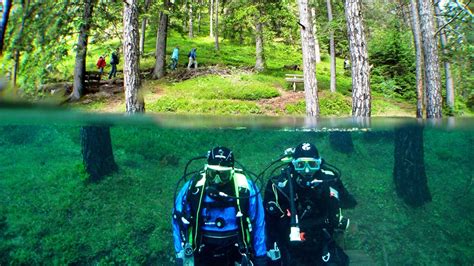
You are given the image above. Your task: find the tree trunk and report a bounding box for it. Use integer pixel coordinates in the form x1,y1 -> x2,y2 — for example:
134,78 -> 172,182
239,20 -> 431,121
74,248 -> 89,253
418,0 -> 442,118
409,0 -> 424,118
153,0 -> 170,79
393,124 -> 431,207
435,3 -> 454,114
0,0 -> 13,55
214,0 -> 219,50
310,7 -> 321,63
209,0 -> 214,38
327,0 -> 336,93
198,0 -> 202,33
140,0 -> 153,56
189,0 -> 194,38
254,4 -> 265,72
72,0 -> 95,101
345,0 -> 371,117
297,0 -> 319,117
13,50 -> 19,87
81,126 -> 118,182
329,131 -> 354,154
124,0 -> 145,113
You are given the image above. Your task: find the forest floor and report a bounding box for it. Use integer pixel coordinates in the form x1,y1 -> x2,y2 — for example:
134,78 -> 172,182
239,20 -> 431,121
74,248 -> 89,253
67,66 -> 416,117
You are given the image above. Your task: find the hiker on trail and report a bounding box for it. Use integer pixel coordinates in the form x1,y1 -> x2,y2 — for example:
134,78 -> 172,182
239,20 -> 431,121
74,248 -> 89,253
264,143 -> 356,265
187,48 -> 197,70
108,52 -> 119,79
343,58 -> 350,71
171,46 -> 179,70
96,56 -> 106,81
172,146 -> 267,266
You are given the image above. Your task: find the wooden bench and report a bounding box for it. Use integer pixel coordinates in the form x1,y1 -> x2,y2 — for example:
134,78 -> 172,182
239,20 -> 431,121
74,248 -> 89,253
84,71 -> 102,85
285,73 -> 304,91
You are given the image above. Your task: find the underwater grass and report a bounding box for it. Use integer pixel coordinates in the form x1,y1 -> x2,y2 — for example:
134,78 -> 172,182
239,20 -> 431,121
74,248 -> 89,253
1,116 -> 472,264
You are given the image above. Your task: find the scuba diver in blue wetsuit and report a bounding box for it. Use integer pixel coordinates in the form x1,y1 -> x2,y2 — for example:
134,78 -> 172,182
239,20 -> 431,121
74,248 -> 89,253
264,143 -> 356,265
172,146 -> 267,266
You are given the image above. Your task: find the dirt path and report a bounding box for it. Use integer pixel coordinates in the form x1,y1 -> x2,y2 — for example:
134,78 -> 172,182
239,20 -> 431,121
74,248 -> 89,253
258,85 -> 304,115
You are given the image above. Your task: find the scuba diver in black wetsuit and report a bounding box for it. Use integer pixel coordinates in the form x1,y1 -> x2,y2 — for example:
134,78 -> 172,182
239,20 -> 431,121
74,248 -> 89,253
264,143 -> 356,265
172,146 -> 267,266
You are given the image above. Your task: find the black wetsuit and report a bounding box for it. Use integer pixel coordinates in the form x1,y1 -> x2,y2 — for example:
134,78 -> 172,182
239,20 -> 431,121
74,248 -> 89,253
264,166 -> 350,266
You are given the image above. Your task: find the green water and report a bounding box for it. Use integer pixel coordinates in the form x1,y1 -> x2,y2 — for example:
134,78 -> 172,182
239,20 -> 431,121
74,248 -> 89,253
0,108 -> 473,265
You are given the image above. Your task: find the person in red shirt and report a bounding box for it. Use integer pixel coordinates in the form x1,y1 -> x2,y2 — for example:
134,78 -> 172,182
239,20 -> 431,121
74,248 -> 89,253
96,56 -> 106,81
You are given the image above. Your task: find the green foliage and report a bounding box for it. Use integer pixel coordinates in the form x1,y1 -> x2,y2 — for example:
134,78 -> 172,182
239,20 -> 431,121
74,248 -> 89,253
285,92 -> 351,116
369,20 -> 416,100
164,74 -> 280,100
148,96 -> 262,115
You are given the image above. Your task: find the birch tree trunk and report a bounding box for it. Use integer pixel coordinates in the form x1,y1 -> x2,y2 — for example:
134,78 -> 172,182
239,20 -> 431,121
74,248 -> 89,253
124,0 -> 145,113
327,0 -> 336,93
418,0 -> 442,118
0,0 -> 13,55
140,0 -> 153,56
254,3 -> 265,72
72,0 -> 95,101
214,0 -> 219,50
435,3 -> 454,114
409,0 -> 424,118
209,0 -> 214,38
345,0 -> 371,117
297,0 -> 319,117
153,0 -> 170,79
310,7 -> 321,63
189,0 -> 194,38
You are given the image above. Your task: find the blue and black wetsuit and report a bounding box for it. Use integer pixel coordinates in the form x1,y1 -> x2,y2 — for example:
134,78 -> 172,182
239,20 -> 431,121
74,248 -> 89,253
172,171 -> 267,265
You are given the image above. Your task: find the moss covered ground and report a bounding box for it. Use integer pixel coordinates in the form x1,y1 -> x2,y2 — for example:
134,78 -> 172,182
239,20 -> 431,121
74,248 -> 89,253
0,112 -> 473,264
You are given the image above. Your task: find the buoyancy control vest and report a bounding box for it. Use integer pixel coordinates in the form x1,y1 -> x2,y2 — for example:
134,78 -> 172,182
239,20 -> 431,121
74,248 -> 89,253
183,170 -> 253,253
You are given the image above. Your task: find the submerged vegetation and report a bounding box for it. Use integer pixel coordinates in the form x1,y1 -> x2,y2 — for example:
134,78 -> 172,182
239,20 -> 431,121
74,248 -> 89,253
0,116 -> 473,264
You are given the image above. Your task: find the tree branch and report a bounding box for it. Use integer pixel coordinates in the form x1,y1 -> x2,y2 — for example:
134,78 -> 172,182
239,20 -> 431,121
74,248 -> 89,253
435,0 -> 472,36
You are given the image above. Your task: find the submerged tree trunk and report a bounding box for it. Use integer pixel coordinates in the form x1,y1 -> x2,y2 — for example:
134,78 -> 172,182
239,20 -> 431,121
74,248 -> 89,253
124,0 -> 145,113
327,0 -> 336,93
409,0 -> 424,118
418,0 -> 442,118
72,0 -> 95,101
214,0 -> 219,50
393,124 -> 431,207
0,0 -> 13,55
153,0 -> 170,79
254,3 -> 265,72
310,7 -> 321,63
140,0 -> 153,56
297,0 -> 319,117
81,126 -> 118,182
345,0 -> 371,117
435,3 -> 454,114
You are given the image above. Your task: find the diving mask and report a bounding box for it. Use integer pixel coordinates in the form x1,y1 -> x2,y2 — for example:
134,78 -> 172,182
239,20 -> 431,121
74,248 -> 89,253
205,164 -> 234,185
292,157 -> 322,172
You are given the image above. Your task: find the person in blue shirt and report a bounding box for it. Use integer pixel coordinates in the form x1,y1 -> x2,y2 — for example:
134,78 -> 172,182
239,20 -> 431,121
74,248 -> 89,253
172,146 -> 267,266
171,46 -> 179,70
187,48 -> 197,69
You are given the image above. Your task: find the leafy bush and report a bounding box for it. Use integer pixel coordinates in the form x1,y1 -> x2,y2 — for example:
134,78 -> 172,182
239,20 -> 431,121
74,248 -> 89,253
148,97 -> 262,115
285,92 -> 351,116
